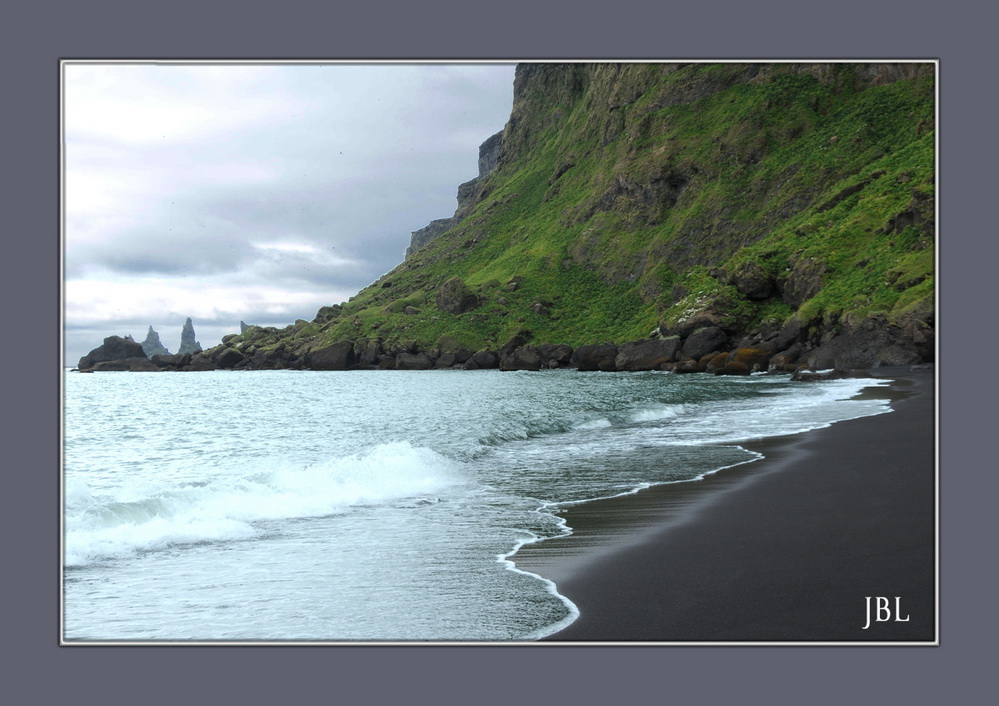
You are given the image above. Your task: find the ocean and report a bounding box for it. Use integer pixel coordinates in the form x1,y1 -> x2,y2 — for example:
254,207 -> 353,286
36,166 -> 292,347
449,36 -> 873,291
62,367 -> 892,642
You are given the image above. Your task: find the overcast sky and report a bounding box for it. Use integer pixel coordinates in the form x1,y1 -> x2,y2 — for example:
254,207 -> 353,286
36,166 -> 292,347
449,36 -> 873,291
63,61 -> 517,365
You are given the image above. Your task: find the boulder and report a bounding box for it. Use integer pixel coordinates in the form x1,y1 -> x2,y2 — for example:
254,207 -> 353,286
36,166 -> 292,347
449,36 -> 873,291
540,343 -> 574,368
715,361 -> 752,376
464,350 -> 499,370
570,343 -> 619,371
727,347 -> 770,371
216,347 -> 245,369
500,344 -> 544,371
357,338 -> 384,367
435,276 -> 480,314
614,337 -> 681,371
728,261 -> 776,300
151,353 -> 192,369
396,352 -> 435,370
673,358 -> 705,374
308,341 -> 356,370
704,352 -> 729,372
436,336 -> 474,364
780,255 -> 827,309
680,326 -> 728,360
803,315 -> 922,369
499,334 -> 530,358
185,352 -> 219,371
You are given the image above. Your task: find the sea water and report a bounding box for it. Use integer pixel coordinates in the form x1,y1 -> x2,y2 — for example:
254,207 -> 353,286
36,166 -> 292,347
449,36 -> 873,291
62,368 -> 891,642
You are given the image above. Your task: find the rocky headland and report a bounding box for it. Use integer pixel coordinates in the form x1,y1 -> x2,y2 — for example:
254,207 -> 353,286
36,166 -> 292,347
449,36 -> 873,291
76,63 -> 935,378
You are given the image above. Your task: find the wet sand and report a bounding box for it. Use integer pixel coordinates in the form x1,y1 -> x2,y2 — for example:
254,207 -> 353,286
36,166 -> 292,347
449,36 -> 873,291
514,366 -> 936,642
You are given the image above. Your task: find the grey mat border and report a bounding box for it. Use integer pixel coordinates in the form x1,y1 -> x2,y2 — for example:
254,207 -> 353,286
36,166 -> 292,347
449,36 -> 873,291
8,0 -> 992,703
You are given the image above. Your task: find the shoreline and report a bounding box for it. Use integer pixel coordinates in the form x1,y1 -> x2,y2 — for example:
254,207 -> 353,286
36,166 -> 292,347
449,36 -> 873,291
512,365 -> 936,642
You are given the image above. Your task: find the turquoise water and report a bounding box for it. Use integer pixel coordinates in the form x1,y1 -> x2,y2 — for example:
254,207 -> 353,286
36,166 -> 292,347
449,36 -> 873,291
62,368 -> 890,642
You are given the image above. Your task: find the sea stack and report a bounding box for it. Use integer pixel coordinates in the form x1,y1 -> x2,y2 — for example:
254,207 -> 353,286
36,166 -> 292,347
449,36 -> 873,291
177,317 -> 203,355
140,326 -> 170,357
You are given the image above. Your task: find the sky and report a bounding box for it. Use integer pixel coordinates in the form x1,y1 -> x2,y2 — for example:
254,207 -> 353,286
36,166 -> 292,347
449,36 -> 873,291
63,61 -> 517,365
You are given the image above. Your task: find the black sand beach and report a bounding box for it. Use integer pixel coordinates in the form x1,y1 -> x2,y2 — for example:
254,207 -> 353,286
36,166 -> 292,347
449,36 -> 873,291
515,366 -> 936,642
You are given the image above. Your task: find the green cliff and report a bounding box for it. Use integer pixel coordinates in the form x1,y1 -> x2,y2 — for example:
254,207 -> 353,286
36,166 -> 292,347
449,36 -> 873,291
194,62 -> 938,372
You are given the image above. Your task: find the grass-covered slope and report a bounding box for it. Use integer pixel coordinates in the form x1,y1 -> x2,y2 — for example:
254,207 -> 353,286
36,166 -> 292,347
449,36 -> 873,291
224,62 -> 936,366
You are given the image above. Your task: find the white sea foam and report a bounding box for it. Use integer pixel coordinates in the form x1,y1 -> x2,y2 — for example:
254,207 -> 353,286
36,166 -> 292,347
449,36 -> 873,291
572,418 -> 613,430
630,404 -> 685,422
64,441 -> 461,567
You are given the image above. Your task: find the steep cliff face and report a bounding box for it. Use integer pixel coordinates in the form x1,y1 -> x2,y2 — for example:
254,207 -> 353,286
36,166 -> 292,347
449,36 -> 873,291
213,62 -> 936,370
405,129 -> 505,259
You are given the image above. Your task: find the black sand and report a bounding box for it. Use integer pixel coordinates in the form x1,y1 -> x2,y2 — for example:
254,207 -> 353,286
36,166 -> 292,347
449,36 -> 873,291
514,366 -> 936,642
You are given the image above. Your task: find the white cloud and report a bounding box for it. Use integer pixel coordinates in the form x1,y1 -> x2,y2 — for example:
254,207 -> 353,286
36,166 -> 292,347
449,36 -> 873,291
62,61 -> 516,365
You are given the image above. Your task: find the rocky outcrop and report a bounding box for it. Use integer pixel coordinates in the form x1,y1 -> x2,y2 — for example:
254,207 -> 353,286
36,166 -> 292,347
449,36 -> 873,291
570,343 -> 619,372
435,276 -> 479,314
680,326 -> 728,361
78,335 -> 148,371
803,315 -> 922,369
140,326 -> 170,357
307,341 -> 355,370
177,318 -> 202,355
615,338 -> 681,371
405,130 -> 504,259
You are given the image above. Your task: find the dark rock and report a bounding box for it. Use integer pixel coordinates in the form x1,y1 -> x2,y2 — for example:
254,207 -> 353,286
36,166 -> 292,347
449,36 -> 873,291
727,347 -> 770,370
680,326 -> 728,360
728,261 -> 776,300
151,353 -> 191,369
308,341 -> 356,370
140,326 -> 170,357
774,318 -> 804,351
78,335 -> 148,371
500,344 -> 544,371
216,348 -> 245,369
500,334 -> 530,358
673,358 -> 706,374
91,357 -> 158,372
396,352 -> 435,370
357,338 -> 384,366
705,352 -> 729,372
780,255 -> 827,309
185,352 -> 218,371
570,343 -> 619,371
435,276 -> 480,314
803,315 -> 922,369
465,350 -> 499,370
671,305 -> 727,339
313,305 -> 343,324
768,343 -> 803,370
540,343 -> 574,368
614,337 -> 681,371
435,353 -> 460,368
436,336 -> 474,364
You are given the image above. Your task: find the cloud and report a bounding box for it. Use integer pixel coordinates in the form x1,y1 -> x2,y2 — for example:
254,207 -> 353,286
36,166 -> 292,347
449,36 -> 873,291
63,61 -> 516,364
